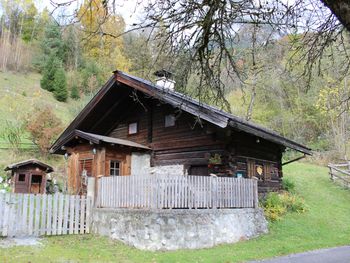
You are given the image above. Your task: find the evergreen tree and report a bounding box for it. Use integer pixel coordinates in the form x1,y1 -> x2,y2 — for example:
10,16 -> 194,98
53,66 -> 68,102
40,54 -> 60,92
35,21 -> 66,71
70,84 -> 80,100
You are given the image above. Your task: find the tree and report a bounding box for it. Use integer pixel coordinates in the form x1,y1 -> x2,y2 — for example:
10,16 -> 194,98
21,1 -> 38,42
53,66 -> 68,102
50,0 -> 350,107
25,107 -> 63,154
37,20 -> 66,71
40,53 -> 60,92
320,1 -> 350,31
77,0 -> 129,71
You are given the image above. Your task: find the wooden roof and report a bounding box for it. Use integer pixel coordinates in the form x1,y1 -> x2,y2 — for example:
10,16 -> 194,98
50,70 -> 312,155
58,129 -> 150,150
5,159 -> 54,173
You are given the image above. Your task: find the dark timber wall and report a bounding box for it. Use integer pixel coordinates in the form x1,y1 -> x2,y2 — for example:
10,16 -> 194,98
108,96 -> 284,193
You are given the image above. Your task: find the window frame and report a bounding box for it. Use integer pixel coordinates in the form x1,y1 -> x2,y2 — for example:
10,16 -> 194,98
18,173 -> 26,182
128,121 -> 139,135
164,114 -> 176,128
110,160 -> 121,176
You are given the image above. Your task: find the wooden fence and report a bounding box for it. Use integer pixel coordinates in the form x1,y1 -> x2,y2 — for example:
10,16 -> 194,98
96,175 -> 258,209
328,163 -> 350,188
0,193 -> 92,237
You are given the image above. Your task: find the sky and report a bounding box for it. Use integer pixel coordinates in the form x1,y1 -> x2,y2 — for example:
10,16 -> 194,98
36,0 -> 143,28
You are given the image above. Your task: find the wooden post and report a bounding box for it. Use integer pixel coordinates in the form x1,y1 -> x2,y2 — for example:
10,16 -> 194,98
94,176 -> 100,208
253,178 -> 259,208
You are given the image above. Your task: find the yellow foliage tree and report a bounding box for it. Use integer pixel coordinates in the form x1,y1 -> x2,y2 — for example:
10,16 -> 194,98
78,0 -> 130,71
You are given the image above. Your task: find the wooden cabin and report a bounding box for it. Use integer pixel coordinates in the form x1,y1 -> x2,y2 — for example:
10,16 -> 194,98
5,159 -> 53,194
50,70 -> 311,195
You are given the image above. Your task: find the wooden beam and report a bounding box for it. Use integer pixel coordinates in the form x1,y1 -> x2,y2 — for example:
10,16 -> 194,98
89,90 -> 130,132
282,155 -> 306,166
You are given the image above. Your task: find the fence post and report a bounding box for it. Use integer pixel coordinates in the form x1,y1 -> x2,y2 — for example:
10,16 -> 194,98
253,178 -> 259,208
87,177 -> 96,206
329,166 -> 334,181
211,176 -> 218,209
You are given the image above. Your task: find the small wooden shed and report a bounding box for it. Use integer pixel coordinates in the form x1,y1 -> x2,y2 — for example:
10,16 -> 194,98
4,159 -> 54,194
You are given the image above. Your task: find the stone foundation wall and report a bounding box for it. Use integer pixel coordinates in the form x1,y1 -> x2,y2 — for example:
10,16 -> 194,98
92,208 -> 268,251
150,164 -> 184,176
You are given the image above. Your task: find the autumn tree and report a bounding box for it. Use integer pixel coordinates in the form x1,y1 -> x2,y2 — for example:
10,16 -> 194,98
78,0 -> 129,71
25,106 -> 63,154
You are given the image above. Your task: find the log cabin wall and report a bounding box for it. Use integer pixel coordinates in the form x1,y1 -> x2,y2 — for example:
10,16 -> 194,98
107,98 -> 284,192
108,102 -> 227,169
104,145 -> 131,176
66,144 -> 132,193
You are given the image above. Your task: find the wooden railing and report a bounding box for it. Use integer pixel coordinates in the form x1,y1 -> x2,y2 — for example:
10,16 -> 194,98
328,163 -> 350,188
96,175 -> 258,209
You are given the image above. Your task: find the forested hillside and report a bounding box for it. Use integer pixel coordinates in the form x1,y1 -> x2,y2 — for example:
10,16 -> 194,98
0,0 -> 349,178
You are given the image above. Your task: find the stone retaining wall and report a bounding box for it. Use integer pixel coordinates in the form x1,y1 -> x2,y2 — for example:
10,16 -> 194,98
92,208 -> 268,250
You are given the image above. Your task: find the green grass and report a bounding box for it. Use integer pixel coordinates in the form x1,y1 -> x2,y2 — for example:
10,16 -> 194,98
1,162 -> 350,263
0,72 -> 87,149
0,72 -> 73,124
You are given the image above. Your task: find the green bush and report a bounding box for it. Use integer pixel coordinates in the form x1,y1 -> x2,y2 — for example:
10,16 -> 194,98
262,191 -> 306,221
70,84 -> 80,100
282,178 -> 295,192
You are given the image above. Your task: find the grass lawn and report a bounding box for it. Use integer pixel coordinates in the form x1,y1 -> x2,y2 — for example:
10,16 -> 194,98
1,162 -> 350,262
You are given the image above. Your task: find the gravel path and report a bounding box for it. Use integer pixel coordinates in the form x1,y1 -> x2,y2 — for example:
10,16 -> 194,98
250,246 -> 350,263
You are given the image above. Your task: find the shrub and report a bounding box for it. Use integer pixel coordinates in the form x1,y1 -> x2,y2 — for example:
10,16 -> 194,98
25,106 -> 63,154
70,84 -> 80,100
262,191 -> 306,221
282,178 -> 295,192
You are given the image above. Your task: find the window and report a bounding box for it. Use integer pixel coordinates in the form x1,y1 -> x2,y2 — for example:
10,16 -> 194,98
189,165 -> 209,176
128,122 -> 138,135
165,114 -> 176,127
18,174 -> 26,182
110,161 -> 120,176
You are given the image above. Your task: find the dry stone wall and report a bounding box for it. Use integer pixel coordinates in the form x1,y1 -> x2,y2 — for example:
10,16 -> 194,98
92,208 -> 268,250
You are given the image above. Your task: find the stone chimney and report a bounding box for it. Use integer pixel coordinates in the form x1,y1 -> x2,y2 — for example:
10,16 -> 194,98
154,69 -> 176,91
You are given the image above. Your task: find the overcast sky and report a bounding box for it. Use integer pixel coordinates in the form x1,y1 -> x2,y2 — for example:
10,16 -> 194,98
36,0 -> 143,28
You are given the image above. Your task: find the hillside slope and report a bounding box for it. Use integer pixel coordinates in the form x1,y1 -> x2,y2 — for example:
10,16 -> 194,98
0,72 -> 85,172
0,72 -> 89,148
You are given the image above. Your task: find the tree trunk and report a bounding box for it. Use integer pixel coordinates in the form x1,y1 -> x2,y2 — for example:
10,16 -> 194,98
321,0 -> 350,31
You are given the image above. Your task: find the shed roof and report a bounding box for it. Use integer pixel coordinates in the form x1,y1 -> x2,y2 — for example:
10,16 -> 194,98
59,129 -> 151,150
50,70 -> 312,155
5,159 -> 54,173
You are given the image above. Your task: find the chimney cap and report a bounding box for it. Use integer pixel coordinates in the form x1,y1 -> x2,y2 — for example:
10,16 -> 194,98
154,69 -> 173,79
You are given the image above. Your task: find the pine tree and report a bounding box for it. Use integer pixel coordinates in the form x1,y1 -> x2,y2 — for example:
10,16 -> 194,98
40,54 -> 60,92
53,66 -> 68,102
70,84 -> 80,100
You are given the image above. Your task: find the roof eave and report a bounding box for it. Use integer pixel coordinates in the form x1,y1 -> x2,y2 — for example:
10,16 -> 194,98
228,120 -> 312,155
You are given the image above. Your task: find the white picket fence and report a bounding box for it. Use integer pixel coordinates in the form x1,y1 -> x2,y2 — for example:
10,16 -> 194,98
0,193 -> 92,237
97,175 -> 258,209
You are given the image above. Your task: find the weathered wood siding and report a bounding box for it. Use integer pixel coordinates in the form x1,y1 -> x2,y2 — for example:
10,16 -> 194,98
0,193 -> 91,237
107,100 -> 283,184
67,144 -> 132,193
97,174 -> 258,209
11,165 -> 47,194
